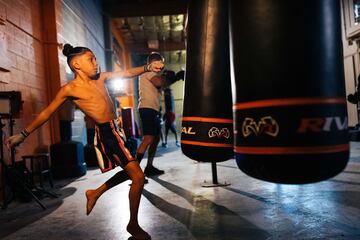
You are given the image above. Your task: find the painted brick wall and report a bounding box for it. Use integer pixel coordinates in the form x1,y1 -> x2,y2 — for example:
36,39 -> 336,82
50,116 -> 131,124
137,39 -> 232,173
0,0 -> 51,162
0,0 -> 106,162
56,0 -> 105,85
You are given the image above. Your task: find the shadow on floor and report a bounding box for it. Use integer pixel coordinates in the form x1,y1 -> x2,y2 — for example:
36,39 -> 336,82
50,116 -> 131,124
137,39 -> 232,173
329,179 -> 360,186
0,186 -> 76,239
224,186 -> 360,237
142,176 -> 270,240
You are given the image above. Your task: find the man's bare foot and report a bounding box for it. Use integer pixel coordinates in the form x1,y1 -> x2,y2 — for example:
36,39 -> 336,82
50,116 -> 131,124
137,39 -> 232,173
85,190 -> 98,215
127,223 -> 151,240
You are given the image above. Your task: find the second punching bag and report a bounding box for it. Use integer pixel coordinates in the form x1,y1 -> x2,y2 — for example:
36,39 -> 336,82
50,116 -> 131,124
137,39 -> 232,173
229,0 -> 349,183
181,0 -> 233,162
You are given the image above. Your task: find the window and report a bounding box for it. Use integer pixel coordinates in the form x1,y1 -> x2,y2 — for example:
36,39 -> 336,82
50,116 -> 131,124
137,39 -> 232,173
354,0 -> 360,25
0,25 -> 11,73
343,0 -> 360,38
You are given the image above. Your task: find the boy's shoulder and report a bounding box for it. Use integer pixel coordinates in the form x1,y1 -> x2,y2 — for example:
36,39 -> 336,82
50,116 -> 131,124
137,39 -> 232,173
63,80 -> 75,89
60,81 -> 78,95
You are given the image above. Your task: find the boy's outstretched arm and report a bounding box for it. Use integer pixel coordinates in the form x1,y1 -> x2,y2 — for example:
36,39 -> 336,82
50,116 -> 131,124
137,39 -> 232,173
103,61 -> 164,80
5,86 -> 69,149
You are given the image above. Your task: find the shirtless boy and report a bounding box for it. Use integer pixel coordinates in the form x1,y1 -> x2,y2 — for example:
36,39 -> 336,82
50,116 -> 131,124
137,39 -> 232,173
6,44 -> 164,240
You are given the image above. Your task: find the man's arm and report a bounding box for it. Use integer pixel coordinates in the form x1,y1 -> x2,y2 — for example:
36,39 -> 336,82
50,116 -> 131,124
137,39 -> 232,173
150,75 -> 166,89
103,61 -> 164,81
6,86 -> 69,148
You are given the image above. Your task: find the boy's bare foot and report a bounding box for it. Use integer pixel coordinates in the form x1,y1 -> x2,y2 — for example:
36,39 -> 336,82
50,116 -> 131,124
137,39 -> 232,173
127,223 -> 151,240
85,190 -> 98,215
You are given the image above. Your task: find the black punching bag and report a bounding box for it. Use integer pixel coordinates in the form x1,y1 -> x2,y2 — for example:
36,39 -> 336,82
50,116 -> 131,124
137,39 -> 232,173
181,0 -> 233,162
229,0 -> 349,183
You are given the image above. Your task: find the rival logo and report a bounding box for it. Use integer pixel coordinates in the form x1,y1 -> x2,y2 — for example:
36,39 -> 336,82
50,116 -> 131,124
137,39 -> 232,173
208,127 -> 231,139
297,116 -> 348,133
242,116 -> 279,137
182,126 -> 196,135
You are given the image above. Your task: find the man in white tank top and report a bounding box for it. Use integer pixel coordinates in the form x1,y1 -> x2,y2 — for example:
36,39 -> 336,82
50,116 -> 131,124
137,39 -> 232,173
136,52 -> 166,176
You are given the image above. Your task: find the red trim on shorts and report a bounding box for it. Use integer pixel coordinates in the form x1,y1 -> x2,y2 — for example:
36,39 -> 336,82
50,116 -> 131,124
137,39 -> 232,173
96,126 -> 113,172
110,121 -> 135,162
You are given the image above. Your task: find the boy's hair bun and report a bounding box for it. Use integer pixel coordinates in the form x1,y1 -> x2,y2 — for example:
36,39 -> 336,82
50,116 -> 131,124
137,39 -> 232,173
62,43 -> 74,57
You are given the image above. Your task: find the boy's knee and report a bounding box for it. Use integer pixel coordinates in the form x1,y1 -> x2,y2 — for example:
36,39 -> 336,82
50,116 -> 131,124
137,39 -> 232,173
132,172 -> 145,185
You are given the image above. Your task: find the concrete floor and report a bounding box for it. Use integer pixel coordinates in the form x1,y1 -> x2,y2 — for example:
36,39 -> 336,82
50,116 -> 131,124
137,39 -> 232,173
1,140 -> 360,240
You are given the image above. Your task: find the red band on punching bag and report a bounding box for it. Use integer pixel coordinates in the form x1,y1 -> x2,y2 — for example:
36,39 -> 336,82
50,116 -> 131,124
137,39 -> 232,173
182,117 -> 233,123
233,97 -> 346,110
182,140 -> 233,148
234,144 -> 349,155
